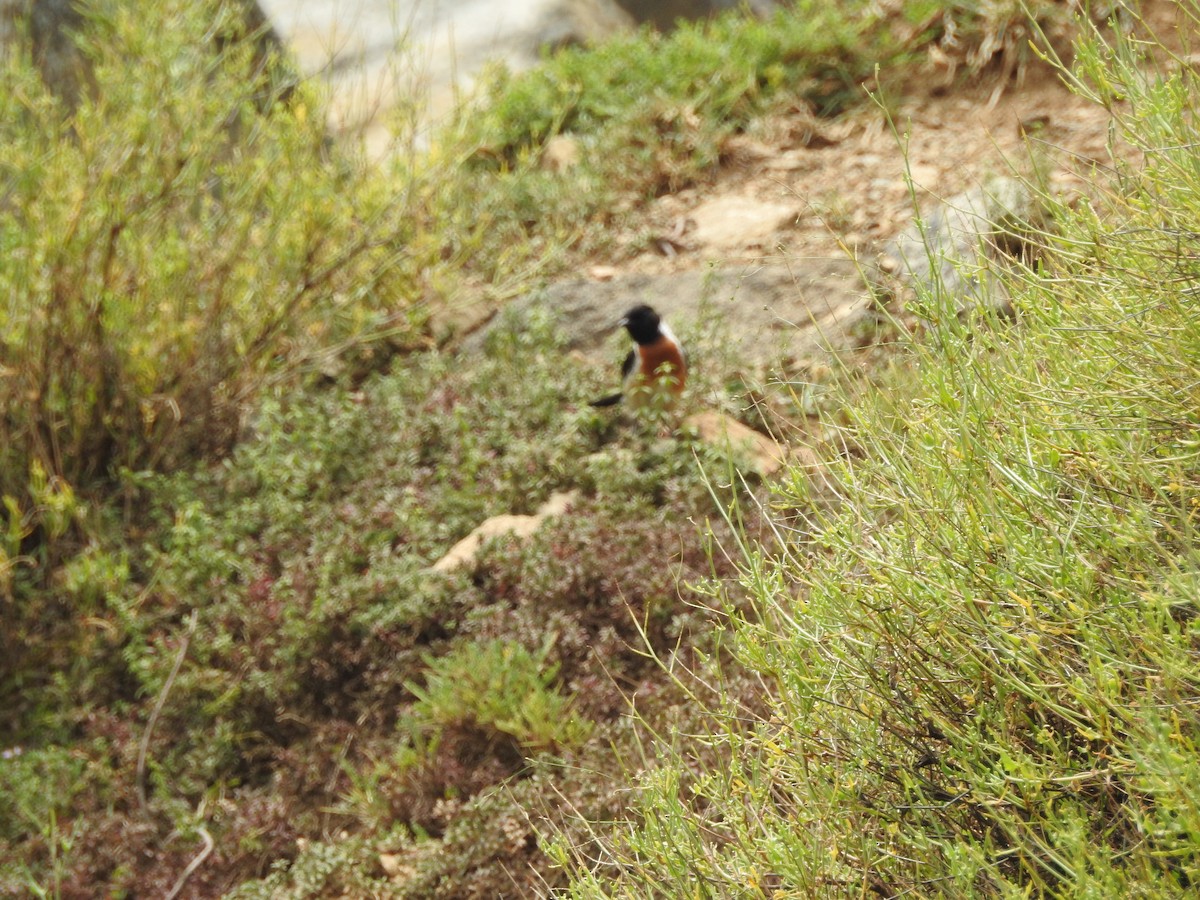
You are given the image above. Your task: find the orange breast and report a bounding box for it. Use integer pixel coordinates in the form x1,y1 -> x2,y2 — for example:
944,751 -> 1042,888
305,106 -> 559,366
636,338 -> 687,393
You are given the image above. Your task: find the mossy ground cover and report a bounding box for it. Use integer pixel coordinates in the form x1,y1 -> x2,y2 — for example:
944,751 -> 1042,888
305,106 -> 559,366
2,304 -> 766,896
0,0 -> 1164,896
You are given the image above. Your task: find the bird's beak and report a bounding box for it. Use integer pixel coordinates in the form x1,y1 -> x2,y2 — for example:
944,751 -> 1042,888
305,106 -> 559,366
618,316 -> 629,327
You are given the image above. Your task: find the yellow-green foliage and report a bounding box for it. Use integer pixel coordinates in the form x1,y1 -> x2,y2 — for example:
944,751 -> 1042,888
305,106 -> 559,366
409,638 -> 592,752
561,9 -> 1200,898
0,0 -> 414,505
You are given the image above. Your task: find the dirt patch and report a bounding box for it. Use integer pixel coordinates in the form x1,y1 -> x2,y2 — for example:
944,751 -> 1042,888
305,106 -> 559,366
614,0 -> 1200,271
464,15 -> 1191,381
611,62 -> 1117,276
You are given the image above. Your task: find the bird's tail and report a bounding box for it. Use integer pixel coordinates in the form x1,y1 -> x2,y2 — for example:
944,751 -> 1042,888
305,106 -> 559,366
589,392 -> 623,408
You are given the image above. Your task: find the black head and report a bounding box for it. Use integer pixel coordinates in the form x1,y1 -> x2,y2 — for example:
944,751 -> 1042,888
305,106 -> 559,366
620,304 -> 662,345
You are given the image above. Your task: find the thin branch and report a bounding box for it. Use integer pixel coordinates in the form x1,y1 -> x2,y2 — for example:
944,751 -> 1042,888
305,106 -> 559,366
165,826 -> 214,900
136,610 -> 197,814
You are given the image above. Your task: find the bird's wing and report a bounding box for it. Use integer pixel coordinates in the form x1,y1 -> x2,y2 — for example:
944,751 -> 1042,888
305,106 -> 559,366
620,348 -> 638,384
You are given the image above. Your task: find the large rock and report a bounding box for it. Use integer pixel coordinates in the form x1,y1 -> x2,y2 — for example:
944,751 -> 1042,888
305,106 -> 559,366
2,0 -> 284,107
872,176 -> 1040,314
430,490 -> 578,573
0,0 -> 16,44
468,260 -> 867,371
462,179 -> 1043,376
255,0 -> 781,156
0,0 -> 90,105
259,0 -> 635,155
613,0 -> 775,31
688,195 -> 797,251
684,411 -> 786,477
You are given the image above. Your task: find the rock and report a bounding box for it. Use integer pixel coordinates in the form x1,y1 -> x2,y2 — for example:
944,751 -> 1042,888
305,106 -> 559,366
764,151 -> 812,172
430,490 -> 578,573
533,0 -> 636,54
428,295 -> 497,347
378,853 -> 405,878
7,0 -> 282,108
541,134 -> 582,173
260,0 -> 635,154
689,195 -> 797,251
460,183 -> 1041,384
23,0 -> 87,106
0,0 -> 18,45
872,175 -> 1040,314
463,182 -> 1038,380
254,0 -> 787,157
465,261 -> 865,372
685,411 -> 786,477
906,163 -> 940,190
614,0 -> 776,31
720,134 -> 776,162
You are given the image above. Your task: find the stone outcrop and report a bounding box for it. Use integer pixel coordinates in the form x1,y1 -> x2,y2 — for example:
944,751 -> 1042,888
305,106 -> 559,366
684,411 -> 786,477
253,0 -> 777,157
613,0 -> 775,31
465,259 -> 867,371
688,195 -> 798,251
259,0 -> 635,156
872,175 -> 1040,315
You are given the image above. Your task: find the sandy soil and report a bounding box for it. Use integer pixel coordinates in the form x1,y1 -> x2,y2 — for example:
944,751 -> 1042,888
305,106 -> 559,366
597,0 -> 1191,279
619,67 -> 1117,275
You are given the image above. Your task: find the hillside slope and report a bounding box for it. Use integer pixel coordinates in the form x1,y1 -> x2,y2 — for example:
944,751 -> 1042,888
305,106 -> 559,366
2,1 -> 1197,898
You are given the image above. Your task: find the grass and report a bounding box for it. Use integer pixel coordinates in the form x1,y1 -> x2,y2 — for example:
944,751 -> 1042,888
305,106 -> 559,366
555,5 -> 1200,896
0,0 -> 1163,896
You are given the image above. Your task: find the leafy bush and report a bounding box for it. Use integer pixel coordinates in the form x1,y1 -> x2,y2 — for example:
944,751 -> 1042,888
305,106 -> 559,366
1,296 -> 760,893
0,0 -> 415,507
0,0 -> 422,738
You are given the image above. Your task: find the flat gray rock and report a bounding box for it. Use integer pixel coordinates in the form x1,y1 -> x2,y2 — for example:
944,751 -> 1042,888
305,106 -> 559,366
460,181 -> 1043,378
873,175 -> 1040,313
467,259 -> 869,370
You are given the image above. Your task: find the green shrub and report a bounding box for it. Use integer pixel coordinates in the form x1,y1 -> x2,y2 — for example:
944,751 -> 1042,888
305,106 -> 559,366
0,744 -> 87,897
0,0 -> 421,721
408,638 -> 591,753
0,0 -> 415,506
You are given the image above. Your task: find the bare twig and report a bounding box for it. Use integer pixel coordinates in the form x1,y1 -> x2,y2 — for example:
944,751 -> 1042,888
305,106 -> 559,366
165,825 -> 215,900
136,610 -> 197,814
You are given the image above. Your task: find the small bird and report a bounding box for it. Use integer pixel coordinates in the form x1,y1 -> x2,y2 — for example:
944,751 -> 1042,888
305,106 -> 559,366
590,304 -> 687,409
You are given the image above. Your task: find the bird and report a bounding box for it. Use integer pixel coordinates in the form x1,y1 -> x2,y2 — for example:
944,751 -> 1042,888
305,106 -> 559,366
589,304 -> 687,409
